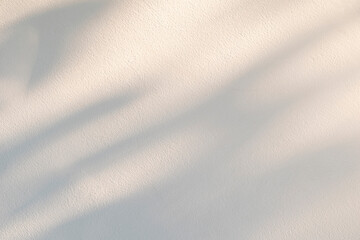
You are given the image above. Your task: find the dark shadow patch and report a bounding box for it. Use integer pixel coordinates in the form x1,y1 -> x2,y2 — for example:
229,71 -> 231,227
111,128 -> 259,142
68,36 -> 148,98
0,0 -> 111,89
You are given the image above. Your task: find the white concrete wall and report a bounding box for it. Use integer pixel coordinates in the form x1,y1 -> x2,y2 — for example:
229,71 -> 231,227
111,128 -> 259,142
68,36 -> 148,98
1,0 -> 360,239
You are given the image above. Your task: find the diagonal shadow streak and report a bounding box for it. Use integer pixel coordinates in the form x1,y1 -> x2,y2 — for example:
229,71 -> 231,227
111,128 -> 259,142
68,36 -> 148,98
5,6 -> 360,240
35,137 -> 360,240
0,90 -> 140,177
43,3 -> 360,188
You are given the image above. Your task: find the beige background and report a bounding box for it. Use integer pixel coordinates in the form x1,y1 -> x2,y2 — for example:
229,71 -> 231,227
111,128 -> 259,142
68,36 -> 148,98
1,0 -> 360,239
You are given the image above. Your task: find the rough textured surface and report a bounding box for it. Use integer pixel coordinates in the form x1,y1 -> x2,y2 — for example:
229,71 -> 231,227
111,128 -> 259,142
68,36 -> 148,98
1,0 -> 360,239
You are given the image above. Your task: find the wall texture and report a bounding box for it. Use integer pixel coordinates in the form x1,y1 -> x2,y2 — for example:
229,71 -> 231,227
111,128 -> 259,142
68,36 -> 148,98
1,0 -> 360,239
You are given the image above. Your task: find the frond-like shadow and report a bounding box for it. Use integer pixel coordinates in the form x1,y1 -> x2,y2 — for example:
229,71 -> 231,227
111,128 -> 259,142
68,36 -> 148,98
0,0 -> 111,89
3,4 -> 360,240
0,90 -> 140,177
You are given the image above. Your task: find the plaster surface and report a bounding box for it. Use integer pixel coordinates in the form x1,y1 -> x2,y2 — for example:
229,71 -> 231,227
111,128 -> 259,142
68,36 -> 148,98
1,0 -> 360,239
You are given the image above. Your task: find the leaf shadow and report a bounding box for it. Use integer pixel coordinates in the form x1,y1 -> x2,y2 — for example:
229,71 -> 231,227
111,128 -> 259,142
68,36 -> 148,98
3,4 -> 360,240
0,0 -> 111,90
0,89 -> 140,177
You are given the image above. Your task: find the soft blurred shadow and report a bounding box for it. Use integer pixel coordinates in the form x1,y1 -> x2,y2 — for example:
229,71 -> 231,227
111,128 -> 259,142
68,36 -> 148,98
18,8 -> 360,239
0,0 -> 111,89
0,90 -> 139,177
2,3 -> 360,240
34,137 -> 360,240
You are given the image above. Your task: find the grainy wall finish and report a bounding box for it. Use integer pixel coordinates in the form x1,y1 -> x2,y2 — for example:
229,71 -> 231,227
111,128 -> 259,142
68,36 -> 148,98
1,0 -> 360,239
